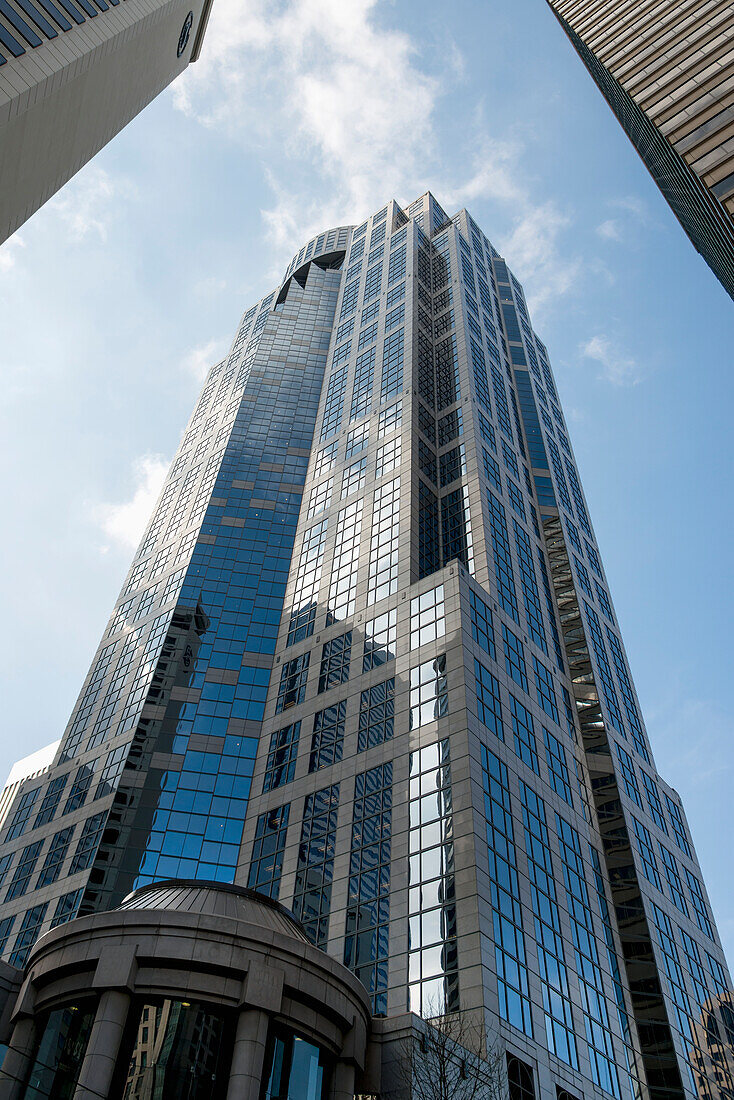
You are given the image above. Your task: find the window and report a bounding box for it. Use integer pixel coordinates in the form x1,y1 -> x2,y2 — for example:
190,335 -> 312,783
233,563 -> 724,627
470,588 -> 496,660
410,585 -> 445,649
408,740 -> 459,1017
344,764 -> 392,1014
345,420 -> 369,459
293,785 -> 340,949
385,302 -> 404,331
318,632 -> 352,693
364,263 -> 382,302
63,760 -> 98,814
381,329 -> 404,401
509,695 -> 539,773
327,500 -> 362,623
5,840 -> 43,902
288,521 -> 327,644
363,610 -> 397,672
573,555 -> 591,597
475,660 -> 503,741
640,772 -> 667,832
685,869 -> 713,938
4,786 -> 41,842
361,300 -> 379,326
378,400 -> 402,438
533,657 -> 559,724
276,653 -> 310,713
585,540 -> 602,576
483,448 -> 501,492
659,844 -> 688,914
629,818 -> 664,893
307,478 -> 332,518
309,701 -> 346,771
263,722 -> 300,793
247,805 -> 290,899
386,281 -> 405,308
9,903 -> 48,969
595,581 -> 614,622
439,444 -> 465,488
69,811 -> 107,875
487,492 -> 519,623
502,624 -> 528,692
341,457 -> 366,498
320,366 -> 348,441
481,750 -> 532,1036
50,888 -> 83,929
664,793 -> 692,857
615,742 -> 642,807
121,999 -> 232,1099
358,321 -> 377,350
367,477 -> 400,604
351,347 -> 376,421
94,745 -> 127,801
544,729 -> 573,806
376,436 -> 401,478
314,440 -> 338,477
36,827 -> 74,887
358,679 -> 395,751
34,774 -> 68,828
410,655 -> 448,729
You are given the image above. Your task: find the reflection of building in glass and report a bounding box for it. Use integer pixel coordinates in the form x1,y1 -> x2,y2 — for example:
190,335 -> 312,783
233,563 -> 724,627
690,993 -> 734,1099
0,193 -> 733,1099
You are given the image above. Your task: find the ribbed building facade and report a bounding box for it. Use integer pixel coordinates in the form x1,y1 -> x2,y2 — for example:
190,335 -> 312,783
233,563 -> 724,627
545,0 -> 734,300
0,193 -> 732,1100
0,0 -> 213,243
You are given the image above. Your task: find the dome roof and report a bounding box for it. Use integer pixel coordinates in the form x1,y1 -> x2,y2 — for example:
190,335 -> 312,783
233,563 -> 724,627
118,879 -> 310,944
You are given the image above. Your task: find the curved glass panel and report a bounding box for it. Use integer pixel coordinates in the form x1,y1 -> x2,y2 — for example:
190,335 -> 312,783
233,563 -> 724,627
262,1026 -> 331,1100
22,1003 -> 95,1099
118,999 -> 232,1099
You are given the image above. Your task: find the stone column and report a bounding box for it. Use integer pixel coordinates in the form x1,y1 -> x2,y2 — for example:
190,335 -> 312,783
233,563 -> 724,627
73,989 -> 130,1100
0,1015 -> 37,1100
330,1059 -> 355,1100
225,1007 -> 270,1100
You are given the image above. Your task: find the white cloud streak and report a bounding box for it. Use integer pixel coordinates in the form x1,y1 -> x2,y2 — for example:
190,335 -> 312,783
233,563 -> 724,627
93,454 -> 170,552
581,334 -> 640,386
0,231 -> 25,273
181,338 -> 228,383
49,166 -> 136,243
174,0 -> 581,313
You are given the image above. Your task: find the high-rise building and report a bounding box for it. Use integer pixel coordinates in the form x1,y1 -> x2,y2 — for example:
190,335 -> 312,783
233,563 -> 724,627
545,0 -> 734,301
1,193 -> 732,1100
0,742 -> 58,830
0,0 -> 213,244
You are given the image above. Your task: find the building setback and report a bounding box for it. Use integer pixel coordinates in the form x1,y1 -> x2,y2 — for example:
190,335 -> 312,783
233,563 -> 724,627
0,0 -> 213,244
544,0 -> 734,301
0,193 -> 732,1099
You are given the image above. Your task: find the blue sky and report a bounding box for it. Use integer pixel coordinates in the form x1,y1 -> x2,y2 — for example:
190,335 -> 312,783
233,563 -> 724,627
1,0 -> 732,956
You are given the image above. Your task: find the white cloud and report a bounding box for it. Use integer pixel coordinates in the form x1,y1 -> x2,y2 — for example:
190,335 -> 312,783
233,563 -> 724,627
596,195 -> 652,244
174,0 -> 582,312
93,454 -> 170,552
49,166 -> 136,243
498,201 -> 581,318
181,338 -> 228,382
0,231 -> 25,273
581,334 -> 640,386
597,219 -> 622,241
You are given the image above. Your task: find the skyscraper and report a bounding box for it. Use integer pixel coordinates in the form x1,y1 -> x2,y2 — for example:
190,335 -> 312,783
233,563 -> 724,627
1,193 -> 731,1100
544,0 -> 734,301
0,0 -> 213,244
